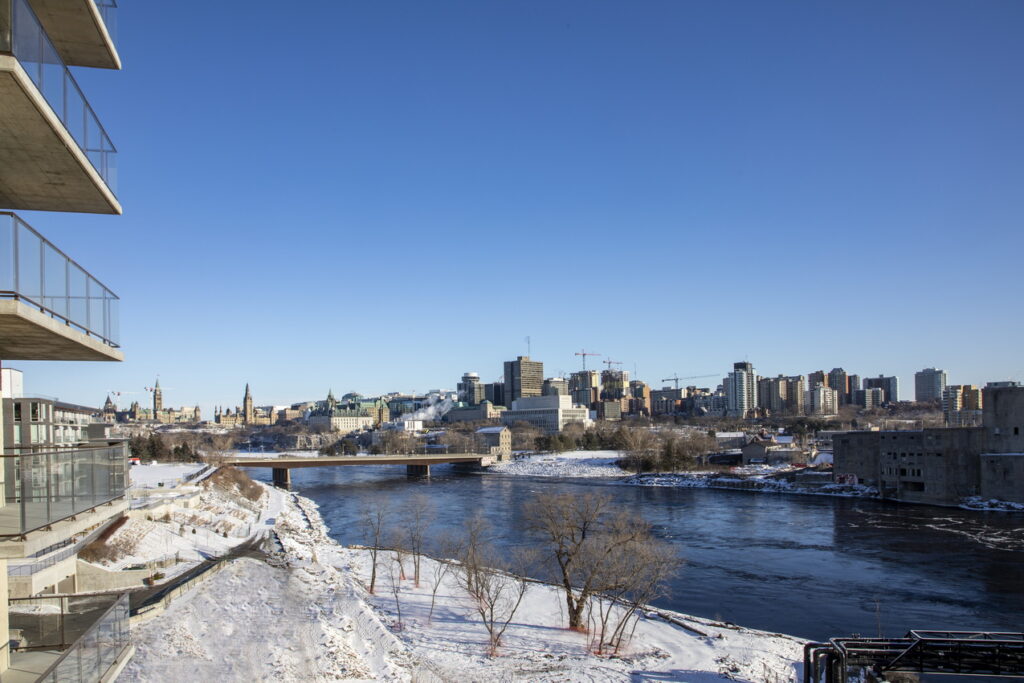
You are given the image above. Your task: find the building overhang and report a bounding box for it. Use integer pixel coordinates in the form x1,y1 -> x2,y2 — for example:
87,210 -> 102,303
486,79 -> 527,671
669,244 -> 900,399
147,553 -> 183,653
0,299 -> 123,361
27,0 -> 120,69
0,55 -> 121,214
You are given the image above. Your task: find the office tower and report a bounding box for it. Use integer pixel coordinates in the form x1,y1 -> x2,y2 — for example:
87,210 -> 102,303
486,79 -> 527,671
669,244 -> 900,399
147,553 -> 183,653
484,381 -> 505,407
457,372 -> 484,405
0,0 -> 133,676
915,368 -> 948,403
542,377 -> 569,396
504,356 -> 543,406
784,375 -> 806,415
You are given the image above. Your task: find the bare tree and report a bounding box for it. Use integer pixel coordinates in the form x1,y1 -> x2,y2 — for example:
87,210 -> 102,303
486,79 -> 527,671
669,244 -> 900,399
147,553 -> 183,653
401,494 -> 434,587
428,533 -> 463,623
359,500 -> 388,594
385,550 -> 405,630
617,426 -> 657,474
455,518 -> 531,656
527,492 -> 640,630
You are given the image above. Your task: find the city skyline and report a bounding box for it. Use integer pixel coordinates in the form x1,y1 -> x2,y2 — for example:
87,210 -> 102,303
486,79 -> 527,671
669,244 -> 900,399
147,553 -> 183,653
11,0 -> 1024,416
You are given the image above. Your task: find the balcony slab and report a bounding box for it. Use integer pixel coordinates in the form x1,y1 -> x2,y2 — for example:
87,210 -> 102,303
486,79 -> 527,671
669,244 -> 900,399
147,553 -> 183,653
27,0 -> 120,69
0,299 -> 123,361
0,55 -> 120,214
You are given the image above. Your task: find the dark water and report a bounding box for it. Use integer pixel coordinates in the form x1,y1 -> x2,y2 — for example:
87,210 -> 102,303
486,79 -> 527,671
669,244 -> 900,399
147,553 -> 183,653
246,465 -> 1024,642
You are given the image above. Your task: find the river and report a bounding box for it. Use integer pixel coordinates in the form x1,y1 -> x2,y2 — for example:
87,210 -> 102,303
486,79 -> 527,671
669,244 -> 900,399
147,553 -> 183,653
246,464 -> 1024,642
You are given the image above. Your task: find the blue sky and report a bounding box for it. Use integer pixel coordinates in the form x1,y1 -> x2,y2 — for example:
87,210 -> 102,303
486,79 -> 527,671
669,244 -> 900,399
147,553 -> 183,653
11,0 -> 1024,414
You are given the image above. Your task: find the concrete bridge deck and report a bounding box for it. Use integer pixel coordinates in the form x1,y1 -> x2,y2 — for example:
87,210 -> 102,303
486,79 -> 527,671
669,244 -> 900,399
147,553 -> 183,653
226,453 -> 490,487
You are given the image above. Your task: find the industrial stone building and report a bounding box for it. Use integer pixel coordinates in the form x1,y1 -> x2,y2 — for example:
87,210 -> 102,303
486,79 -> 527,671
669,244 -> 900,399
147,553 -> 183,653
834,383 -> 1024,505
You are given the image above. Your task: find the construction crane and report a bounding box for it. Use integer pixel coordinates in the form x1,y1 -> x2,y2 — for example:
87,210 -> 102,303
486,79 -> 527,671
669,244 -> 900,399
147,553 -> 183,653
603,359 -> 623,370
574,349 -> 601,371
661,373 -> 719,390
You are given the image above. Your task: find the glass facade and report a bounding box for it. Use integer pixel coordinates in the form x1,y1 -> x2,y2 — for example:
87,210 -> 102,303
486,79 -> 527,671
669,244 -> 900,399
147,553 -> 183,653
0,444 -> 128,536
0,212 -> 120,348
0,0 -> 118,191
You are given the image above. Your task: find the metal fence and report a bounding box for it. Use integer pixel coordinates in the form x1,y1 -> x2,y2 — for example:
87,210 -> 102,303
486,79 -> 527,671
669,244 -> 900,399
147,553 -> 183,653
0,0 -> 118,190
0,444 -> 128,536
0,212 -> 120,348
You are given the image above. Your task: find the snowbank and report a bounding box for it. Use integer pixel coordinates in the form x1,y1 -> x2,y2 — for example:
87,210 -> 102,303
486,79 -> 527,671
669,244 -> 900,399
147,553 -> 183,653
490,450 -> 627,478
124,485 -> 806,682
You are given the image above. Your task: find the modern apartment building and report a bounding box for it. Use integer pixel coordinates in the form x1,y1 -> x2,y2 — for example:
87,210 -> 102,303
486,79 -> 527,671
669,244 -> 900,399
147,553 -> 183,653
943,384 -> 983,427
828,368 -> 850,405
915,368 -> 947,403
1,1 -> 133,678
725,362 -> 757,418
503,356 -> 543,406
863,375 -> 899,405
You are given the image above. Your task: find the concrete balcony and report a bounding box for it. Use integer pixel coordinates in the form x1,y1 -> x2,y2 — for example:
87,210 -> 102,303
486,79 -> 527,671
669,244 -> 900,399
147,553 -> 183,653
27,0 -> 119,69
7,592 -> 133,682
0,0 -> 119,214
0,213 -> 122,362
0,444 -> 128,548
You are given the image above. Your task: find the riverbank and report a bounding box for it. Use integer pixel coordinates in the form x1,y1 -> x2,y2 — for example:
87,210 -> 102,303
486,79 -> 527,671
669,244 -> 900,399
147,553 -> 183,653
122,477 -> 807,681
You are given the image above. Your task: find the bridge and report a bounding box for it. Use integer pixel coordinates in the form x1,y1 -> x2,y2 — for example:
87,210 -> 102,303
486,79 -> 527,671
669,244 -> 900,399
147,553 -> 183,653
226,453 -> 494,488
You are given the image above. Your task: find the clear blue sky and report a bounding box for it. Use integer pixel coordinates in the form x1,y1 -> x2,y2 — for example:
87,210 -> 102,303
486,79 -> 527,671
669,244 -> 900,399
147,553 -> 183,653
12,0 -> 1024,414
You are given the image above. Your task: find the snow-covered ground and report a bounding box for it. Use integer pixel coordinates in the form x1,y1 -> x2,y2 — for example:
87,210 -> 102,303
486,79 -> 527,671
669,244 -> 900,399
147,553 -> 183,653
122,482 -> 806,682
490,450 -> 627,478
129,462 -> 206,489
91,471 -> 279,576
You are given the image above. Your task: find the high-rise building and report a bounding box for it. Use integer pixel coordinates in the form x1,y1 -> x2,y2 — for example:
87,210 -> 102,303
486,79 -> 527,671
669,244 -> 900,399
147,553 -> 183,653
457,372 -> 484,405
915,368 -> 947,403
651,387 -> 686,415
627,380 -> 651,416
864,375 -> 899,405
828,368 -> 850,405
848,374 -> 861,396
504,356 -> 543,405
542,377 -> 569,396
600,369 -> 630,400
569,370 -> 600,408
757,376 -> 787,414
484,381 -> 505,407
725,362 -> 757,418
808,370 -> 828,391
943,384 -> 983,426
807,385 -> 839,416
784,375 -> 806,415
0,1 -> 133,676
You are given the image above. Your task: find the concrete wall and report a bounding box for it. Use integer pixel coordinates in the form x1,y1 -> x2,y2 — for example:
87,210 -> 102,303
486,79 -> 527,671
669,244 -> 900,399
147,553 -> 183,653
984,385 -> 1024,453
833,431 -> 883,485
76,560 -> 152,592
980,454 -> 1024,504
8,554 -> 77,599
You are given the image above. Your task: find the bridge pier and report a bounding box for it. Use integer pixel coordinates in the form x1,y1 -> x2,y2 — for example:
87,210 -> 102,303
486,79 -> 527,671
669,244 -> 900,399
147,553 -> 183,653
406,464 -> 430,477
272,467 -> 291,489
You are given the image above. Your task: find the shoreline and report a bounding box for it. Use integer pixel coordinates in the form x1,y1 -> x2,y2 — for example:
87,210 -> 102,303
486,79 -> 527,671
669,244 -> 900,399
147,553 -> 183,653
486,450 -> 1024,513
123,475 -> 807,681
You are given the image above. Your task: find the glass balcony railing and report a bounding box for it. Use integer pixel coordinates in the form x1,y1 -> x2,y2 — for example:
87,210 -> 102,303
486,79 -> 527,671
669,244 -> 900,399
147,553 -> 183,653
0,0 -> 118,192
0,444 -> 128,537
8,593 -> 131,682
0,212 -> 120,348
